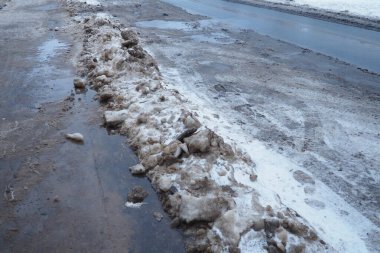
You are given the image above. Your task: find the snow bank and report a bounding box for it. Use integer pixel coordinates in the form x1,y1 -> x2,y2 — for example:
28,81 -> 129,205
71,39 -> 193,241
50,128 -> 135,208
259,0 -> 380,19
62,1 -> 379,252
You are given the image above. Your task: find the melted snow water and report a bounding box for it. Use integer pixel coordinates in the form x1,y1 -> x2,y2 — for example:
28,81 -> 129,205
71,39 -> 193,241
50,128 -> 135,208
137,20 -> 193,30
137,20 -> 234,44
161,0 -> 380,74
37,38 -> 67,62
0,22 -> 185,252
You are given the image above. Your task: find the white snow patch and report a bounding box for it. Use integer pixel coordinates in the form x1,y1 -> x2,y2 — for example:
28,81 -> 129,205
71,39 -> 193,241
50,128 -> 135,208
76,0 -> 100,6
209,163 -> 231,186
239,230 -> 267,253
94,12 -> 112,19
125,202 -> 146,208
243,140 -> 374,253
262,0 -> 380,19
233,168 -> 255,188
158,65 -> 379,253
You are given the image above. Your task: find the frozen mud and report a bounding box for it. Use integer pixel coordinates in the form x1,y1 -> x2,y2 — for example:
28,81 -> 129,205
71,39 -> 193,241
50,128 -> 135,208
62,0 -> 378,252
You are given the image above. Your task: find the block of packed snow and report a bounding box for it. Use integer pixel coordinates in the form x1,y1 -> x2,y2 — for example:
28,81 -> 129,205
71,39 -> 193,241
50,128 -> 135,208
104,110 -> 129,127
179,194 -> 230,223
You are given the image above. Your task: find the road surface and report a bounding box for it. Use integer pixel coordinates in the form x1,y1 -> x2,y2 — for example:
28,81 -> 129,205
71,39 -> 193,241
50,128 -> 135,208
0,0 -> 379,252
162,0 -> 380,74
0,0 -> 185,252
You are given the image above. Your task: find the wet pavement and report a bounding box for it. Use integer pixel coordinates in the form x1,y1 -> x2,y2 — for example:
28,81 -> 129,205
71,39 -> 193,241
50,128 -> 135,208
1,0 -> 379,251
0,0 -> 185,252
163,0 -> 380,74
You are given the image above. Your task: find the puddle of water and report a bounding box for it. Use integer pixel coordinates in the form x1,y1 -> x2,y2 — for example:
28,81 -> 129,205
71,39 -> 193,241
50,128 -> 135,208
39,76 -> 74,102
162,0 -> 380,74
37,39 -> 67,62
136,20 -> 196,31
24,39 -> 73,109
136,20 -> 234,44
27,66 -> 73,110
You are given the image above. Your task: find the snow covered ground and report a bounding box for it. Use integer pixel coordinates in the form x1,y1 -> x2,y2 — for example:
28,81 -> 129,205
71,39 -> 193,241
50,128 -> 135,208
159,63 -> 379,253
258,0 -> 380,19
76,0 -> 100,5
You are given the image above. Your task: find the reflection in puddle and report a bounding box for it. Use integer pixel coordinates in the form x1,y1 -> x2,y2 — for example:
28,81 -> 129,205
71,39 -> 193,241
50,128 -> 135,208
37,39 -> 67,62
136,20 -> 233,44
27,39 -> 72,108
136,20 -> 196,30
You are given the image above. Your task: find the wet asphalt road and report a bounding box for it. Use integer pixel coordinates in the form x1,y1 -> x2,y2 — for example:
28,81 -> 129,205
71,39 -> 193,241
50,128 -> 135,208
162,0 -> 380,74
1,0 -> 379,251
0,0 -> 184,252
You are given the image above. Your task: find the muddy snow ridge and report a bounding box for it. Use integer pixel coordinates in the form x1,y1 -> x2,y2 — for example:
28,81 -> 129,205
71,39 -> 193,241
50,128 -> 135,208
63,1 -> 334,252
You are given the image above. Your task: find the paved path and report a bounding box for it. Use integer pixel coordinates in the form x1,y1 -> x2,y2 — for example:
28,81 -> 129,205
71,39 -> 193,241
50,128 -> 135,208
0,1 -> 184,252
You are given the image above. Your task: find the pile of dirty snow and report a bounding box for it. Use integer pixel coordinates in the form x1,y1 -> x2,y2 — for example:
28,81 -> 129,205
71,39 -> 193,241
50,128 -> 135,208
62,1 -> 347,252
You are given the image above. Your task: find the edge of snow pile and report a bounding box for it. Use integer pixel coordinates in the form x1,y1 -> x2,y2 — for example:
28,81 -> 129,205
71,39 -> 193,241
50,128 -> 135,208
62,1 -> 356,252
